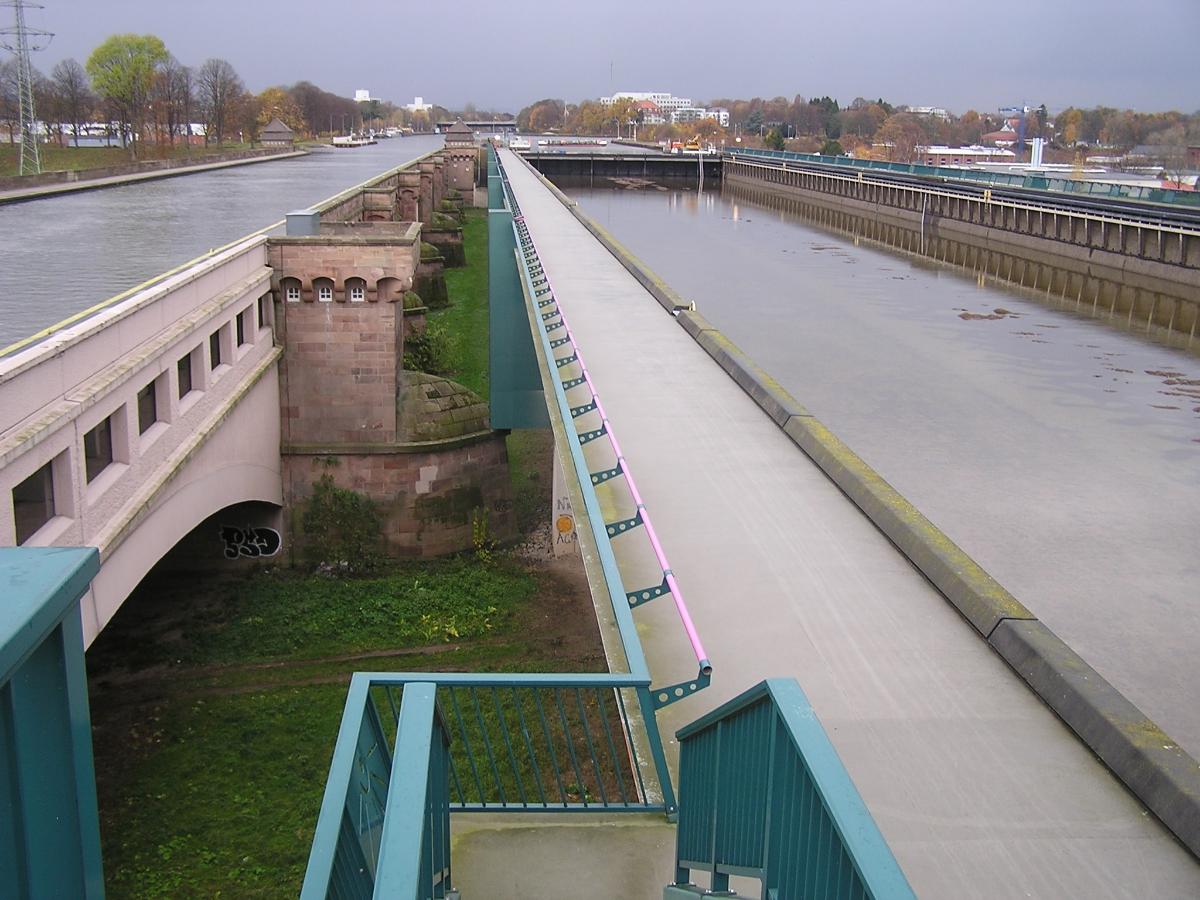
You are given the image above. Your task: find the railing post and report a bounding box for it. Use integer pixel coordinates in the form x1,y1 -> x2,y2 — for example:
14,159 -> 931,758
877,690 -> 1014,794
635,685 -> 678,817
300,675 -> 376,900
0,547 -> 104,900
374,683 -> 439,897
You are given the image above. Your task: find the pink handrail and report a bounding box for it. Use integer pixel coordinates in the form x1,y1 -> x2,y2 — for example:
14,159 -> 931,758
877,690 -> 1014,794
550,314 -> 711,674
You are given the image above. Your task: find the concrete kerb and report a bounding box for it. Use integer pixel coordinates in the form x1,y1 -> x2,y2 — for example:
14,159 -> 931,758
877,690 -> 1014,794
509,149 -> 1200,859
990,619 -> 1200,857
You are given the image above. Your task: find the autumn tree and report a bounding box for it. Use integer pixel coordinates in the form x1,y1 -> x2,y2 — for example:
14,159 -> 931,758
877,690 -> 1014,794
517,98 -> 565,133
764,128 -> 786,150
51,58 -> 94,146
86,33 -> 169,157
196,57 -> 244,145
876,113 -> 926,161
257,86 -> 305,134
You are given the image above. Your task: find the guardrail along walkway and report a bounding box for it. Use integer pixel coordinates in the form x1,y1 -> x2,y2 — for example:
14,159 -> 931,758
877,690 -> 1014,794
498,148 -> 1200,898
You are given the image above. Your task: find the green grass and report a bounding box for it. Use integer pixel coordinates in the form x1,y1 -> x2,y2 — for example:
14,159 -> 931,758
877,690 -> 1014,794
0,142 -> 262,178
190,559 -> 536,664
435,208 -> 489,399
88,552 -> 603,899
506,429 -> 553,534
97,685 -> 345,900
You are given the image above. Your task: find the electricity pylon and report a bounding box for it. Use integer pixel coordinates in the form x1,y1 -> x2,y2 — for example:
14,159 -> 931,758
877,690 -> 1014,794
1,0 -> 54,175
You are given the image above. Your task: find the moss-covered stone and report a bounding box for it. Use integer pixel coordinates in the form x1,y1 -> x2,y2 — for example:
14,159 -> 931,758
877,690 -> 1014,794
403,290 -> 424,310
396,371 -> 490,442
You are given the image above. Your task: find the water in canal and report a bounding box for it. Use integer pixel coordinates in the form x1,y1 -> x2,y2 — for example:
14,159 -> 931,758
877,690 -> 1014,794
564,179 -> 1200,759
0,135 -> 444,347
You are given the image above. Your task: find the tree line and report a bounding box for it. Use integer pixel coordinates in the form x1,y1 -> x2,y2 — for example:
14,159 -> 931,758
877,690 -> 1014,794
518,94 -> 1200,163
0,32 -> 458,159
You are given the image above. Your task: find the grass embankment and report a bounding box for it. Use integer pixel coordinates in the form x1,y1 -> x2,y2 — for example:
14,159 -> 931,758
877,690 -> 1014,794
0,142 -> 261,178
431,205 -> 553,535
435,206 -> 490,399
88,555 -> 604,899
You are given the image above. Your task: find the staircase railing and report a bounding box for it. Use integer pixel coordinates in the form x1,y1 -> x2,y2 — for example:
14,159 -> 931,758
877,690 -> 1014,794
300,680 -> 451,900
300,673 -> 669,898
668,679 -> 914,900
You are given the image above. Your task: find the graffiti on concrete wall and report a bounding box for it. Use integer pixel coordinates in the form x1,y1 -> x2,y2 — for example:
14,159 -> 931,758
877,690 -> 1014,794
219,525 -> 282,559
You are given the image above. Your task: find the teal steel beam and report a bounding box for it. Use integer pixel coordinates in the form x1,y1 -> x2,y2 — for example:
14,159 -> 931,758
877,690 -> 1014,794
373,683 -> 438,898
300,676 -> 373,899
0,547 -> 104,900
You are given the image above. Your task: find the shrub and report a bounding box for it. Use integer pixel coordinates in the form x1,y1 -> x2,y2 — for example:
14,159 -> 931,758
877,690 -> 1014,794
301,474 -> 384,574
403,322 -> 453,374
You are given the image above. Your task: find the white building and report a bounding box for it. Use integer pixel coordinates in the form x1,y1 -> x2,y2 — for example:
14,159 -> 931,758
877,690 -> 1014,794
918,145 -> 1017,166
405,96 -> 434,112
905,106 -> 951,121
602,91 -> 693,117
354,89 -> 373,103
673,107 -> 730,127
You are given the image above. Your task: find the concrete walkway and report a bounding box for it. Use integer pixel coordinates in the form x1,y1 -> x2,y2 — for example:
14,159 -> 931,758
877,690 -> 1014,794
0,149 -> 307,204
498,149 -> 1200,898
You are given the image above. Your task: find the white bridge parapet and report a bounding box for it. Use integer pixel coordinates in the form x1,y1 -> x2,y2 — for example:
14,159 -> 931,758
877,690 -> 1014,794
0,237 -> 283,644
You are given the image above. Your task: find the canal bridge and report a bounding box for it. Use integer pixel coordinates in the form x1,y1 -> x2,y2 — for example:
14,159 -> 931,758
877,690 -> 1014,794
3,143 -> 1199,898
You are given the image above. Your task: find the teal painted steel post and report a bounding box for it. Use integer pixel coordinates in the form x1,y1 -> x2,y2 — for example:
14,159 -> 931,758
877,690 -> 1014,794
299,675 -> 376,899
488,205 -> 548,429
0,547 -> 104,900
374,683 -> 439,898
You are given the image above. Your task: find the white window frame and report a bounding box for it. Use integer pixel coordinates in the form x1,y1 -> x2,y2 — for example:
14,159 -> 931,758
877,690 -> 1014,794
317,284 -> 333,303
285,284 -> 301,303
349,284 -> 365,303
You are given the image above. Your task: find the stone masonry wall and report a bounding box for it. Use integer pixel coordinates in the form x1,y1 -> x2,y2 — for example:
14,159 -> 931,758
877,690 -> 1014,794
284,433 -> 515,557
270,234 -> 420,445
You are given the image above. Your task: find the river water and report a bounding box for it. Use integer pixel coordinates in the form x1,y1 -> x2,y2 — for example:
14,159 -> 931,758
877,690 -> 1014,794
0,135 -> 444,348
565,180 -> 1200,759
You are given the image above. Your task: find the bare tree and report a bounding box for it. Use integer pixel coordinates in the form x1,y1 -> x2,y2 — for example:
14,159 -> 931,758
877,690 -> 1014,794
0,59 -> 18,144
51,58 -> 94,147
196,57 -> 243,146
152,55 -> 192,147
31,69 -> 59,146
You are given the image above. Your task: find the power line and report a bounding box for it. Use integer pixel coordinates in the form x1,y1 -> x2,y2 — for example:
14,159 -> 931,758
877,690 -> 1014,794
1,0 -> 54,175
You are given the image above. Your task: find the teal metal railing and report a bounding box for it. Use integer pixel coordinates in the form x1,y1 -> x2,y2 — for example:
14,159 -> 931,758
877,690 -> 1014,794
728,146 -> 1200,210
301,674 -> 667,898
669,679 -> 914,899
495,151 -> 713,697
300,679 -> 452,900
1,547 -> 105,900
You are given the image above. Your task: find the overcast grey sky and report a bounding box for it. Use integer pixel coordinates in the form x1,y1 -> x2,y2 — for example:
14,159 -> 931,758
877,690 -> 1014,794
19,0 -> 1200,114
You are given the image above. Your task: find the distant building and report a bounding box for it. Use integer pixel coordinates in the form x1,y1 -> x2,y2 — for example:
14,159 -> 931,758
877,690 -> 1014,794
260,118 -> 295,148
354,89 -> 373,103
632,100 -> 666,125
672,107 -> 730,128
904,106 -> 951,120
918,145 -> 1016,166
602,91 -> 693,118
406,96 -> 434,113
443,120 -> 475,148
